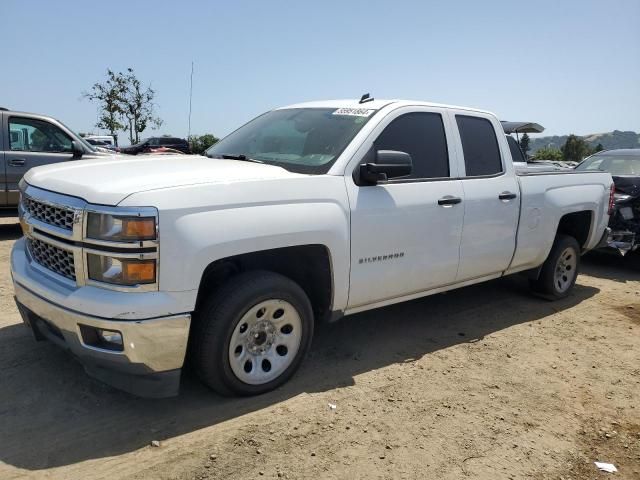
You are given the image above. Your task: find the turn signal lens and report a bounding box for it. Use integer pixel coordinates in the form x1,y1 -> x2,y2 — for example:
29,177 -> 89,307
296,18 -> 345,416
123,218 -> 156,239
123,260 -> 156,283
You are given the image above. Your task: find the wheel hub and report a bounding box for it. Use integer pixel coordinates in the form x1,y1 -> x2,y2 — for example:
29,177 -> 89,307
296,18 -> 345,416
553,247 -> 577,293
246,320 -> 276,354
228,299 -> 303,385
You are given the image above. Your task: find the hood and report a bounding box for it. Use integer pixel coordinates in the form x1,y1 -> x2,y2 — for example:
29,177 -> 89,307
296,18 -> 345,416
612,175 -> 640,198
25,154 -> 301,205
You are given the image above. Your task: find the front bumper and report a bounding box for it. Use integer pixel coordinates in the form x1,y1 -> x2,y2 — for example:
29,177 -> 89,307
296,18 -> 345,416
12,240 -> 191,398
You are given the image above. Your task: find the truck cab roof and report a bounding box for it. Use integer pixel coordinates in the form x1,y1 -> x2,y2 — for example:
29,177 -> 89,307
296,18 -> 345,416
279,99 -> 495,116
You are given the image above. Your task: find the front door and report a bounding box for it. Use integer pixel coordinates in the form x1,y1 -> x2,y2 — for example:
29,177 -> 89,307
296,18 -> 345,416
346,108 -> 464,309
6,116 -> 76,206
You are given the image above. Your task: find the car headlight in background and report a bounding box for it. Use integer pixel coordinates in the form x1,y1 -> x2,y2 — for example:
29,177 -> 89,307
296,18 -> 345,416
87,254 -> 156,286
86,213 -> 156,242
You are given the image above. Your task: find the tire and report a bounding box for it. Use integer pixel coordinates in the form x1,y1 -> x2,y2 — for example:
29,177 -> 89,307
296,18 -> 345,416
529,234 -> 581,300
192,271 -> 314,396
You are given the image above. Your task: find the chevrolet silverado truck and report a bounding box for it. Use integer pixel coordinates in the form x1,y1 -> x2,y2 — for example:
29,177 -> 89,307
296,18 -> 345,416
11,99 -> 614,397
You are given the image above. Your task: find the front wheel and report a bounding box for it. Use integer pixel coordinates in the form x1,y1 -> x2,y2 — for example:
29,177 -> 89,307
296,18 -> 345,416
192,271 -> 314,396
530,234 -> 581,300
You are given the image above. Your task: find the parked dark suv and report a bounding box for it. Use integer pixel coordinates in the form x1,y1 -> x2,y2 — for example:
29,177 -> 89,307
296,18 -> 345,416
119,136 -> 190,155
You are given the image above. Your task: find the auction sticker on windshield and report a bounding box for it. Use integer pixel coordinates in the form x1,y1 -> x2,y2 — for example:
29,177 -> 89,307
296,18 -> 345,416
332,108 -> 376,117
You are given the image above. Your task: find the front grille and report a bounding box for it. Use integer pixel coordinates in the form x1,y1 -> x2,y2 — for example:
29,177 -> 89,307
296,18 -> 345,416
27,238 -> 76,281
23,196 -> 75,231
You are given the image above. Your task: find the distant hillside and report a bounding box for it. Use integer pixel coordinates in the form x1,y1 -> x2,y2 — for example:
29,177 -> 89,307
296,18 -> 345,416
529,130 -> 640,153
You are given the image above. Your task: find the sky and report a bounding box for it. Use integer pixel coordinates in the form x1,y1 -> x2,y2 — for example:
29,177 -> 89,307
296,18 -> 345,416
1,0 -> 638,144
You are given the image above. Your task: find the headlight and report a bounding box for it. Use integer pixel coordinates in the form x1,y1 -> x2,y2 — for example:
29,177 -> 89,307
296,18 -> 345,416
87,254 -> 156,285
86,213 -> 156,242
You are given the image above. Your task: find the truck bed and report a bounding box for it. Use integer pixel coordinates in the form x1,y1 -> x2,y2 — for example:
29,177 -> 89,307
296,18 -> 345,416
508,170 -> 612,273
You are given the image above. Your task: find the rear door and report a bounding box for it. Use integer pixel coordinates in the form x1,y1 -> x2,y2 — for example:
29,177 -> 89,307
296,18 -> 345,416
6,116 -> 76,205
0,112 -> 6,206
346,107 -> 465,308
450,112 -> 520,281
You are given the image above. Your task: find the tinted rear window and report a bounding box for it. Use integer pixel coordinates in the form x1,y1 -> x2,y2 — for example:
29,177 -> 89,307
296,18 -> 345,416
456,115 -> 503,176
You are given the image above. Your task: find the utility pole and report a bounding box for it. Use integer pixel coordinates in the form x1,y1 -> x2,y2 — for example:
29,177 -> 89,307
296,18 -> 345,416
188,61 -> 194,140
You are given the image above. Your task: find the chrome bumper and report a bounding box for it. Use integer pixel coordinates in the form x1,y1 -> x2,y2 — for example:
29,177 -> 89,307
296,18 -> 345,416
14,281 -> 191,397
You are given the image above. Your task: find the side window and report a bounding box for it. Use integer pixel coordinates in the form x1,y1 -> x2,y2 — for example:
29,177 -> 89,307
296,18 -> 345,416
456,115 -> 503,176
148,138 -> 160,146
374,112 -> 449,180
9,117 -> 72,153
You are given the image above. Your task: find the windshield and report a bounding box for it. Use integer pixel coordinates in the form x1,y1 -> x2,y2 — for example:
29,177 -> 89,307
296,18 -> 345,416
576,155 -> 640,175
205,107 -> 376,174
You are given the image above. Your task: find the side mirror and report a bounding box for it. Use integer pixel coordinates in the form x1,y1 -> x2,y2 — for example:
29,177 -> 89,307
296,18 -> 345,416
359,150 -> 412,185
71,141 -> 84,160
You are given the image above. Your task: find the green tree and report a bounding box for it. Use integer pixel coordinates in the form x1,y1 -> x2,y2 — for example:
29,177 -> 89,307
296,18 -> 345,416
561,134 -> 590,162
83,69 -> 127,145
83,68 -> 162,145
188,134 -> 219,155
532,146 -> 563,161
120,68 -> 163,144
594,143 -> 604,152
519,133 -> 530,155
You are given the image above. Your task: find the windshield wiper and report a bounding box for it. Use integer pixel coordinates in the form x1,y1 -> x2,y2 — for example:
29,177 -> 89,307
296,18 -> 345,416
212,153 -> 264,164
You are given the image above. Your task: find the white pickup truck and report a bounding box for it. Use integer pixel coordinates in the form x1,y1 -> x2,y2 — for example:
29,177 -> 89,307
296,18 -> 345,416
12,99 -> 614,397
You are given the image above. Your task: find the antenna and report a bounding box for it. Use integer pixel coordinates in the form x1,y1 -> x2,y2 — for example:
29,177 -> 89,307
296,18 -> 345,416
359,93 -> 374,104
187,61 -> 194,139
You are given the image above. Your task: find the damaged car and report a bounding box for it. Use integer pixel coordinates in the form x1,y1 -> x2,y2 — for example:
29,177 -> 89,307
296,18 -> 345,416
575,149 -> 640,255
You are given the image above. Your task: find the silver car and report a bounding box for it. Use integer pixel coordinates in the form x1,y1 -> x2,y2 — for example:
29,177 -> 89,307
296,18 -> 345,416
1,108 -> 111,208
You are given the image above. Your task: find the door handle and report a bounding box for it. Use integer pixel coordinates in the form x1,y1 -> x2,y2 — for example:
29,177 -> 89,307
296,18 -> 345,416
438,196 -> 462,207
499,191 -> 517,201
9,159 -> 26,167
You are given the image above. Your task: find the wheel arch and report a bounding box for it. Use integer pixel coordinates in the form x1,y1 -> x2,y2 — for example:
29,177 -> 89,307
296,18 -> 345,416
195,244 -> 336,323
524,210 -> 594,280
556,210 -> 594,250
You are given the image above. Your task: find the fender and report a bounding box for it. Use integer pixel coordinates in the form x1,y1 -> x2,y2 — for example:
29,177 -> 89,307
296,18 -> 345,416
120,175 -> 351,312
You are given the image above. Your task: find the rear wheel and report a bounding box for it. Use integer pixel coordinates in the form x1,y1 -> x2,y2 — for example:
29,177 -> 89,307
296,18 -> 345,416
530,234 -> 581,299
192,271 -> 313,396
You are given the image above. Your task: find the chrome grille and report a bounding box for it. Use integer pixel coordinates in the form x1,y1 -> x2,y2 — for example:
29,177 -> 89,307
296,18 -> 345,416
27,238 -> 76,281
23,196 -> 75,231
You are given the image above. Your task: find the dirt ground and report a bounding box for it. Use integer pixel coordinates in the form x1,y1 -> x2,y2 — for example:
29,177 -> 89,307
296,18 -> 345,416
0,215 -> 638,480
